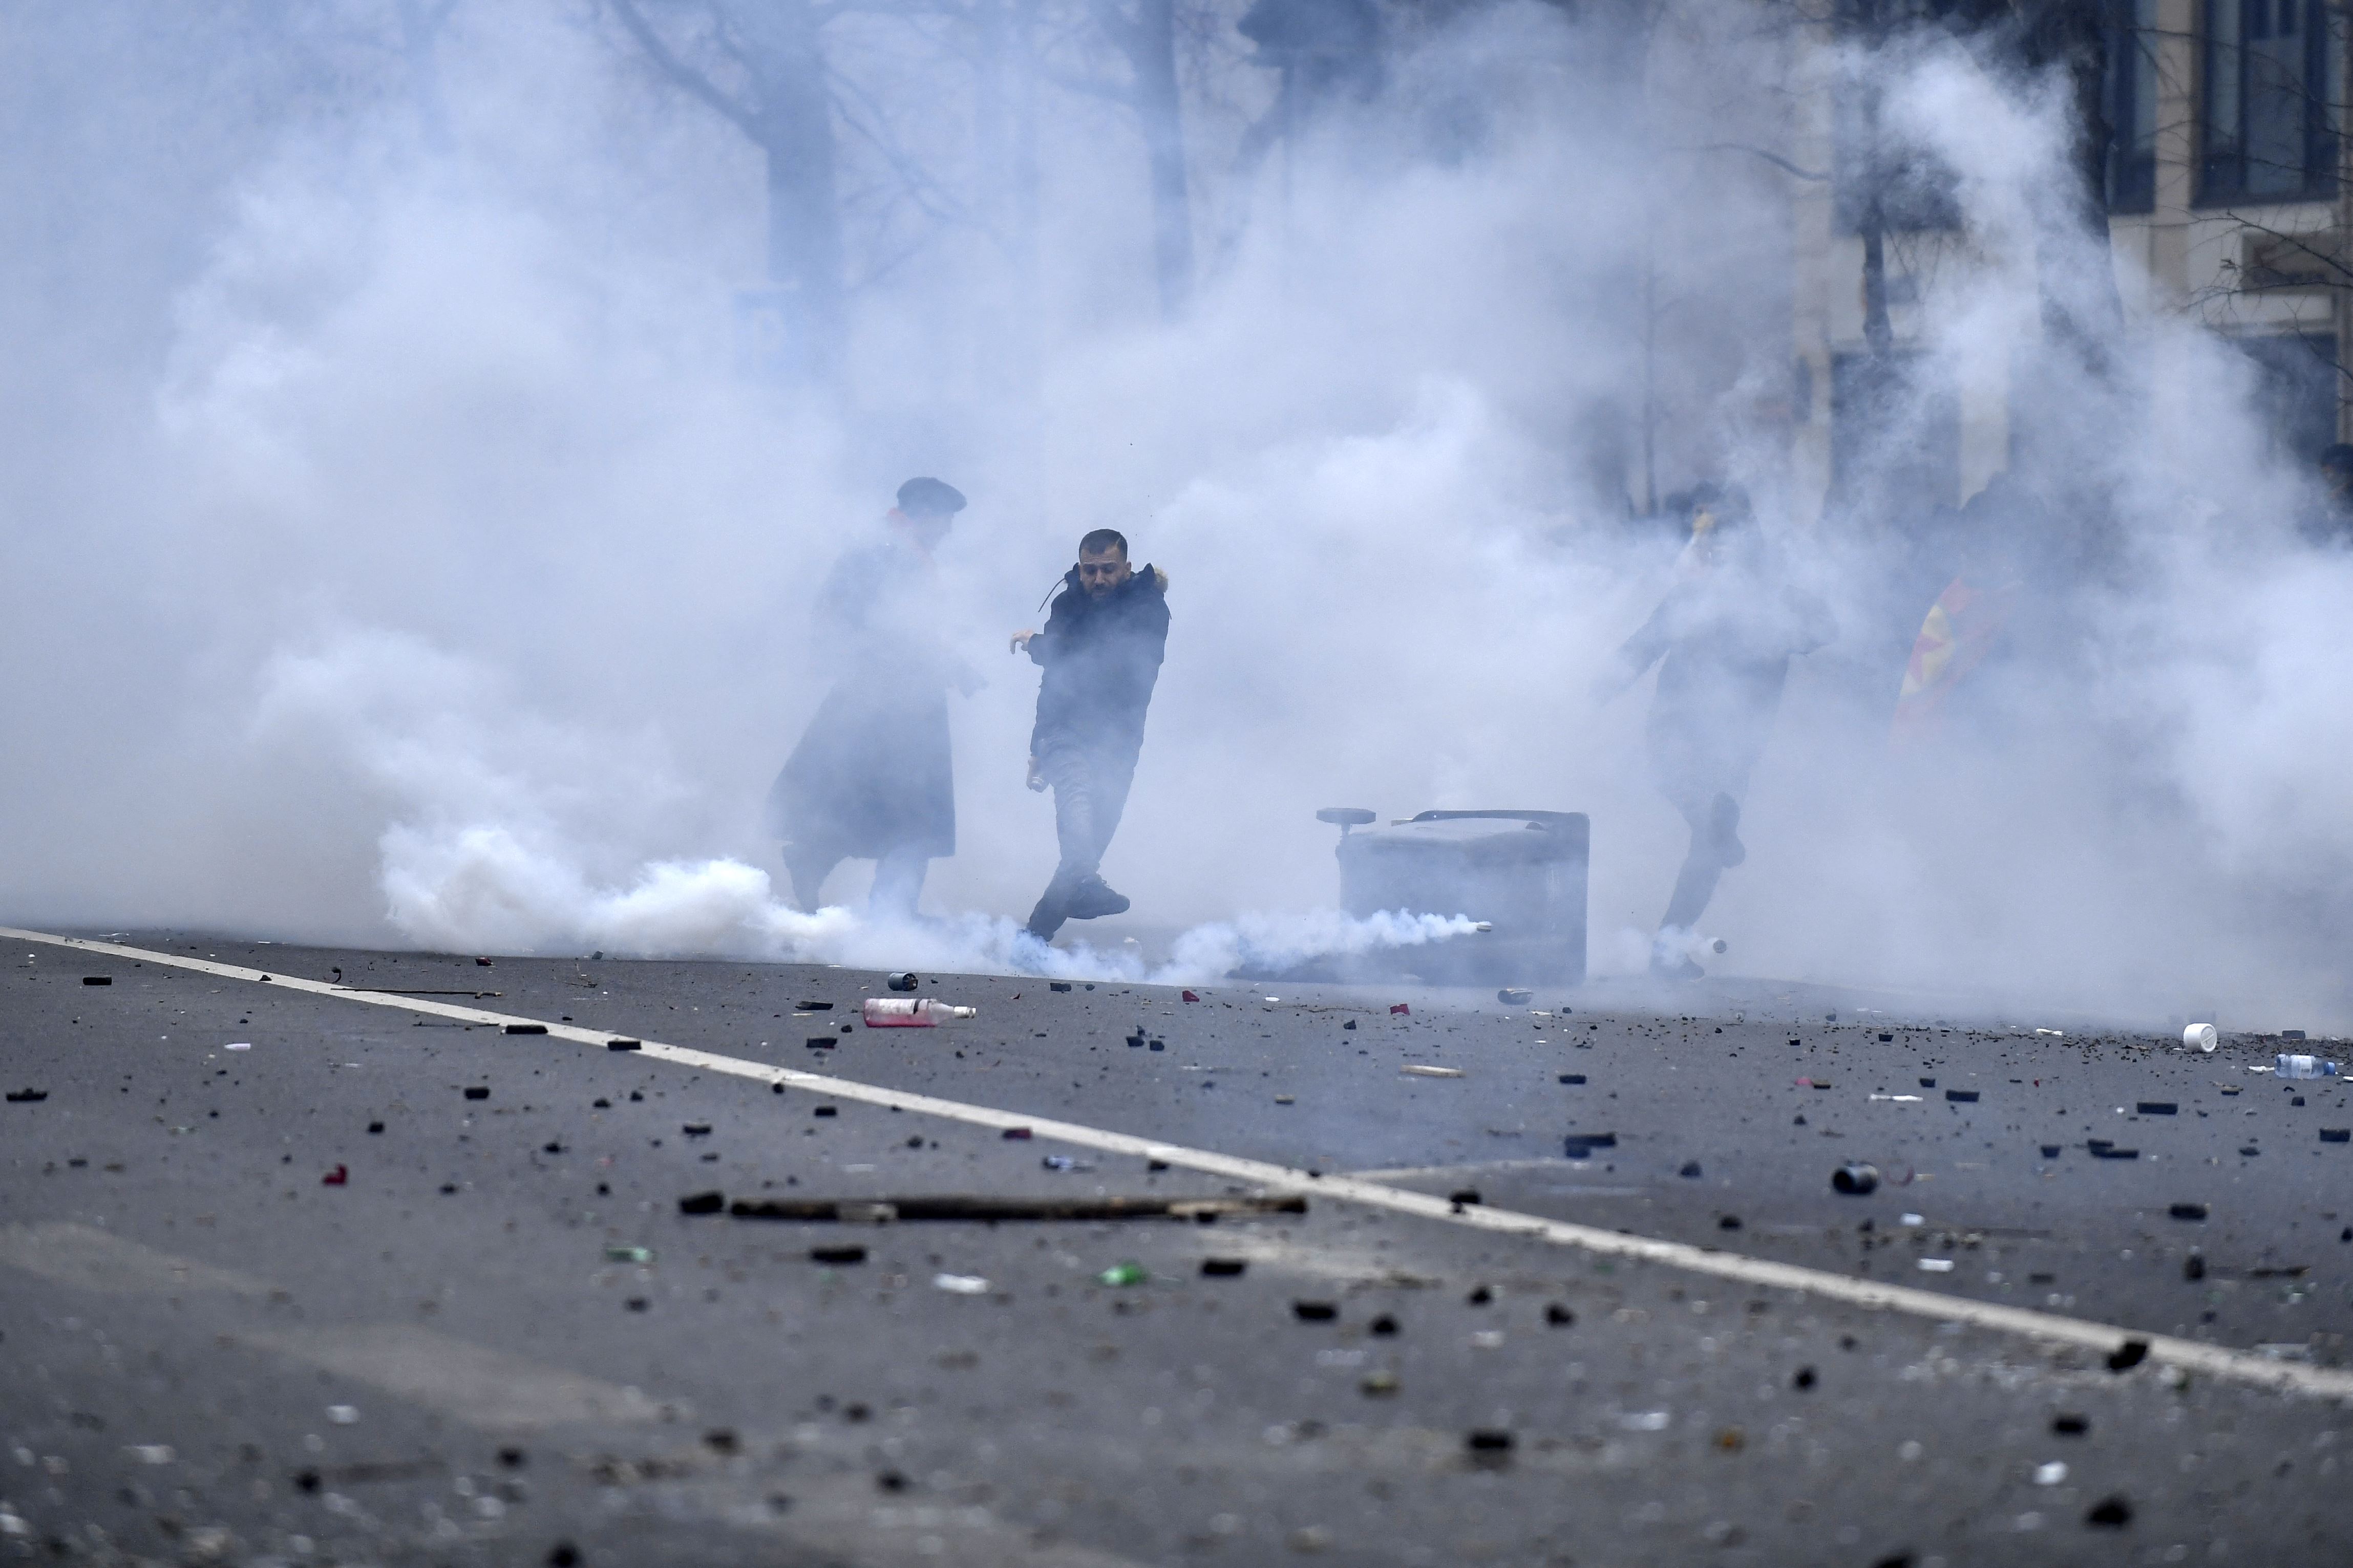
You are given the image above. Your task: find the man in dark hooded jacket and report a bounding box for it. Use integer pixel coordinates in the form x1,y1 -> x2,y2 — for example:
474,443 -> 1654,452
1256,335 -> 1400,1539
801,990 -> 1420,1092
1009,528 -> 1171,940
768,477 -> 978,917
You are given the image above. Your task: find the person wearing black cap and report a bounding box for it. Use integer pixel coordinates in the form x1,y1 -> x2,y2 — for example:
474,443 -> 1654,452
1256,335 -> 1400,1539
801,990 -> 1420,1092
1009,528 -> 1171,940
767,478 -> 978,917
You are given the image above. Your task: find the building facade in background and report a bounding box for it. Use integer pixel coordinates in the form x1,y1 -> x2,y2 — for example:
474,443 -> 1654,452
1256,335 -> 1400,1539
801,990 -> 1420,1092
1786,0 -> 2347,522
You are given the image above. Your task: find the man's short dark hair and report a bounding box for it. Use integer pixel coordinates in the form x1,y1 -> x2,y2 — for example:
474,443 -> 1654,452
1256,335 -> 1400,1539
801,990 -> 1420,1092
1078,528 -> 1129,558
897,477 -> 967,517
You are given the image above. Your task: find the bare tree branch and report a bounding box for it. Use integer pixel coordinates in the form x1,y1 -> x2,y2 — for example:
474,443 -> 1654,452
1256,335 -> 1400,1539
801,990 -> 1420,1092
1038,65 -> 1136,105
606,0 -> 762,142
827,65 -> 978,229
1681,141 -> 1828,181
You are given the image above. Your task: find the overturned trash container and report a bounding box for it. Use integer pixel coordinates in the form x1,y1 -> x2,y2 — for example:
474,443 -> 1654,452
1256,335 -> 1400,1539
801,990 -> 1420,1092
1320,808 -> 1587,987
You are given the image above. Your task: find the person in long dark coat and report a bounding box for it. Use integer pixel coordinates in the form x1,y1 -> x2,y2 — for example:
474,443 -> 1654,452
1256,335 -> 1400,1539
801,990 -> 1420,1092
1597,485 -> 1831,980
1008,528 -> 1171,940
768,477 -> 977,917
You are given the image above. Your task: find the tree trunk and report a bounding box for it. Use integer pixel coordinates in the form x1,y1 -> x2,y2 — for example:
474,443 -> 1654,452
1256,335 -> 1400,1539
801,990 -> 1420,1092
1128,0 -> 1193,319
747,4 -> 845,383
2032,0 -> 2124,369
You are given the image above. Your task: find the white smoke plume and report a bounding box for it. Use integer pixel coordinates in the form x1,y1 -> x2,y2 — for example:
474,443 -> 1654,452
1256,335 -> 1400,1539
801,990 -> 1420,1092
1,2 -> 2348,1025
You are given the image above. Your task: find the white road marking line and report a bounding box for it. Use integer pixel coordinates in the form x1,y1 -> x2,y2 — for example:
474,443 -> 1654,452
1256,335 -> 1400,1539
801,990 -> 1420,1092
15,926 -> 2353,1402
0,1220 -> 669,1431
242,1324 -> 664,1430
0,1222 -> 269,1297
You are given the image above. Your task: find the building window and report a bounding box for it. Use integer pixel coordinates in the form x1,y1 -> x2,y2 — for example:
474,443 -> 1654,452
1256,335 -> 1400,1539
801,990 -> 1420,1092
2200,0 -> 2342,203
2107,0 -> 2159,212
1830,351 -> 1960,509
2238,333 -> 2341,458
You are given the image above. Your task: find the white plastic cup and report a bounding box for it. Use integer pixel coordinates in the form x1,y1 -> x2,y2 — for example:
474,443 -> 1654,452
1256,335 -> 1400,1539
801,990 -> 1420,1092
2184,1023 -> 2219,1053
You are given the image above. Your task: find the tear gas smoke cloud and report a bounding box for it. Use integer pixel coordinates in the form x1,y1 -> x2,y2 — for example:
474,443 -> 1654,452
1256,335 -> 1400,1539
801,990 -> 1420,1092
0,2 -> 2347,1023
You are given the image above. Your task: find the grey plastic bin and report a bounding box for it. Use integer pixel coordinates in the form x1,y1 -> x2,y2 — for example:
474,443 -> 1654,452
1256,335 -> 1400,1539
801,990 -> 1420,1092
1330,810 -> 1587,987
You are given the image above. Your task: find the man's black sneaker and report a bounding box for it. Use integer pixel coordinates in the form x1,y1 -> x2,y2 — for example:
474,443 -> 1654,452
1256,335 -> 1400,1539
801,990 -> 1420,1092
1065,877 -> 1131,920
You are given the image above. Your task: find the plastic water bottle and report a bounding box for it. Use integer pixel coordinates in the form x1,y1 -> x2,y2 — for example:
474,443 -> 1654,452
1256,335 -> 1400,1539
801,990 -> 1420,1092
2276,1053 -> 2341,1079
863,998 -> 977,1027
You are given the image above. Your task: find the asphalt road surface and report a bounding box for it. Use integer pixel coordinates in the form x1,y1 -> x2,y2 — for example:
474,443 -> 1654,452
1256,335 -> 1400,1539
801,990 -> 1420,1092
3,929 -> 2350,1567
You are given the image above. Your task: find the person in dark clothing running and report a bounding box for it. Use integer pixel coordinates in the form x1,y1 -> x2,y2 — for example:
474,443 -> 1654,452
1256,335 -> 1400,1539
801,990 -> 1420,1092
1009,528 -> 1171,941
767,477 -> 980,918
1596,485 -> 1831,980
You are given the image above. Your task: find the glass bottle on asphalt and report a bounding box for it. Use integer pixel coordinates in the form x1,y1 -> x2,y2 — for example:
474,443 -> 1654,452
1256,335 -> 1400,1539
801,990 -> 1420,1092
863,998 -> 978,1027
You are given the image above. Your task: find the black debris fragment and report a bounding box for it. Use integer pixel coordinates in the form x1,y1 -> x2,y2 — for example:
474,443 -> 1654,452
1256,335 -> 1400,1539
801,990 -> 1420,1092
547,1542 -> 580,1567
2085,1497 -> 2132,1528
1465,1430 -> 1514,1465
2184,1253 -> 2206,1281
1678,1161 -> 1703,1179
607,1039 -> 641,1053
2041,1145 -> 2062,1158
2321,1128 -> 2350,1144
1718,1215 -> 1742,1230
805,1037 -> 835,1049
682,1123 -> 712,1136
2088,1142 -> 2138,1160
1919,1078 -> 1935,1087
504,1023 -> 547,1036
1559,1073 -> 1586,1085
2137,1102 -> 2177,1116
2105,1339 -> 2149,1373
463,1087 -> 490,1101
1792,1366 -> 1816,1390
814,1106 -> 837,1118
2051,1414 -> 2088,1436
1944,1089 -> 1978,1103
1563,1132 -> 1616,1158
1449,1188 -> 1482,1208
1465,1285 -> 1492,1306
1369,1314 -> 1399,1336
1292,1301 -> 1338,1322
1049,982 -> 1072,993
81,976 -> 110,986
367,1122 -> 383,1134
7,1089 -> 48,1103
677,1191 -> 726,1215
2168,1202 -> 2209,1221
1544,1304 -> 1574,1326
731,1194 -> 1303,1222
1832,1163 -> 1879,1195
811,1245 -> 866,1265
1200,1258 -> 1246,1277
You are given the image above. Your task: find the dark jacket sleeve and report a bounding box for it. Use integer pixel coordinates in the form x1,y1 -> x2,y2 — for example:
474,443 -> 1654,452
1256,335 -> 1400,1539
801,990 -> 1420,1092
1616,588 -> 1681,678
1025,585 -> 1079,667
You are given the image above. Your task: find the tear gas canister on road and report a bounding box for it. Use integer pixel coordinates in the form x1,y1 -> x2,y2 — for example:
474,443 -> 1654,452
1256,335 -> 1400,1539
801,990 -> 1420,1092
863,998 -> 978,1027
2183,1023 -> 2218,1052
1328,809 -> 1588,987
